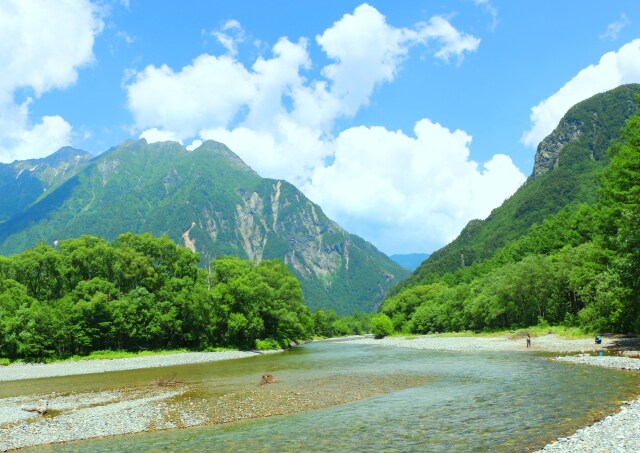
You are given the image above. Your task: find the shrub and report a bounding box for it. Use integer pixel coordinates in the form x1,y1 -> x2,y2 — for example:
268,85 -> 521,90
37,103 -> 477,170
370,314 -> 394,339
255,339 -> 282,350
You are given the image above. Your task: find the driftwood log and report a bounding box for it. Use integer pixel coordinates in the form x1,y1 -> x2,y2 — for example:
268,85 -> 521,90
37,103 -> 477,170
260,373 -> 276,385
22,399 -> 48,415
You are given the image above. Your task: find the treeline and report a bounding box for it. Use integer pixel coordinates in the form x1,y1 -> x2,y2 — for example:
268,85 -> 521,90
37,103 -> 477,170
382,108 -> 640,334
0,233 -> 319,360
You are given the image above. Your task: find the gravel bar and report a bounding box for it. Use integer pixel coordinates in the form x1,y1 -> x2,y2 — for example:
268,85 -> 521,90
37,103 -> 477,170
0,387 -> 186,451
347,333 -> 617,353
0,351 -> 264,382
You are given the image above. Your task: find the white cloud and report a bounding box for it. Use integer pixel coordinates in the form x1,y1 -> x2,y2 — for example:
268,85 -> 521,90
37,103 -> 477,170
0,0 -> 103,163
315,4 -> 415,117
522,39 -> 640,148
10,115 -> 74,161
139,128 -> 181,144
125,4 -> 507,254
600,14 -> 630,41
301,120 -> 525,254
418,16 -> 481,63
127,55 -> 255,138
126,4 -> 480,140
212,19 -> 245,56
186,139 -> 203,151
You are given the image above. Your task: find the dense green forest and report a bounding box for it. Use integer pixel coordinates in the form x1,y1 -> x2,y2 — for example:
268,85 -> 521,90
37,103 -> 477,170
0,233 -> 323,360
381,108 -> 640,334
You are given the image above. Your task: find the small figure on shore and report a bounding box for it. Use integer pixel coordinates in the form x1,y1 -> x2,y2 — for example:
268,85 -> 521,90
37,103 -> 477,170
22,399 -> 48,415
595,335 -> 602,345
526,334 -> 531,348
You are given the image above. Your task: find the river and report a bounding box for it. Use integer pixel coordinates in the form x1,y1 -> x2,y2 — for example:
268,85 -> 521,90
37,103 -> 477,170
6,340 -> 640,452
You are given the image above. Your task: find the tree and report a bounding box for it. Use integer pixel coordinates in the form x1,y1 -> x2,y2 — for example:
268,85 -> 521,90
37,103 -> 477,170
370,313 -> 393,339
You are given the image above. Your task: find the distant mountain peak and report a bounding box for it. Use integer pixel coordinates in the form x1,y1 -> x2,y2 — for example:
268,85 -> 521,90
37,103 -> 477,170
193,140 -> 258,175
0,147 -> 92,222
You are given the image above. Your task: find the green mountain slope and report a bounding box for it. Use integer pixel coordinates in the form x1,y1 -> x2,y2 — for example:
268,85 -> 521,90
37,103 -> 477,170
381,99 -> 640,334
0,139 -> 408,314
0,147 -> 92,223
391,84 -> 640,295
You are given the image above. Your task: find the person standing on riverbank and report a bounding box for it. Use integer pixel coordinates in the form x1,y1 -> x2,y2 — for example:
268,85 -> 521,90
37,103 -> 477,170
526,334 -> 531,348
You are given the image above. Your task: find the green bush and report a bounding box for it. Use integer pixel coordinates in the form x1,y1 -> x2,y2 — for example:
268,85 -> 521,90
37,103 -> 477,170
370,313 -> 394,339
255,339 -> 282,350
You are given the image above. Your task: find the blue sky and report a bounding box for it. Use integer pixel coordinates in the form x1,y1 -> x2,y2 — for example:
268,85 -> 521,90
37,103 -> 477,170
1,1 -> 640,255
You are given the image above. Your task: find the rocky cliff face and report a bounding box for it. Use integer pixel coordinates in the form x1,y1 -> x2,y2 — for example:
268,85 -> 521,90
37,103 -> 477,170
391,84 -> 640,294
530,120 -> 582,180
530,84 -> 640,181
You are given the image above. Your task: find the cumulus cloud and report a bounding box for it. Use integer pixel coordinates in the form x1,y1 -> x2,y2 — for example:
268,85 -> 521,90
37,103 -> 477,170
600,14 -> 630,41
418,16 -> 481,62
522,39 -> 640,148
125,3 -> 516,254
0,0 -> 103,163
315,4 -> 416,116
139,128 -> 181,144
211,20 -> 245,56
301,120 -> 525,253
127,4 -> 479,139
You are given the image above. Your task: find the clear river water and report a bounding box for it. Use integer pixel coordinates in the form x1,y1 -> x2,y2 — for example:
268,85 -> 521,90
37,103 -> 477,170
9,340 -> 640,452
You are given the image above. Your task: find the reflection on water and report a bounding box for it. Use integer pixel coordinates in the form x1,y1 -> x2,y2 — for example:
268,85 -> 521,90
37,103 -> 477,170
11,341 -> 640,452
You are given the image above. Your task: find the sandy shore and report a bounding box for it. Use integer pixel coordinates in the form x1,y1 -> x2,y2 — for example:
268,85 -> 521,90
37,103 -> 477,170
2,334 -> 639,451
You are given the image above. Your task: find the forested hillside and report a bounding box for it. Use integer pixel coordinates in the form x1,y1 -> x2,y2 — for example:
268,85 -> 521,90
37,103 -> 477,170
381,88 -> 640,334
0,233 -> 313,360
0,140 -> 408,314
392,84 -> 640,294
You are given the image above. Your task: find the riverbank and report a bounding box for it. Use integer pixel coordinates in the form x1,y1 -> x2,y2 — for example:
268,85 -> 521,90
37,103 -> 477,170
0,350 -> 264,382
0,350 -> 270,451
2,334 -> 639,451
0,345 -> 431,451
347,332 -> 640,354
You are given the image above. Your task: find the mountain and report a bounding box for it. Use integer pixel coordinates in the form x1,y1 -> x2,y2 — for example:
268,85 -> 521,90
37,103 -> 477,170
0,139 -> 408,314
389,84 -> 640,296
0,147 -> 92,223
390,253 -> 430,271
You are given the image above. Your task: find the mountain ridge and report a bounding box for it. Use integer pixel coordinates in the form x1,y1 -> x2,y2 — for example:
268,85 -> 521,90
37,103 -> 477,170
390,83 -> 640,295
0,139 -> 408,314
0,147 -> 92,223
